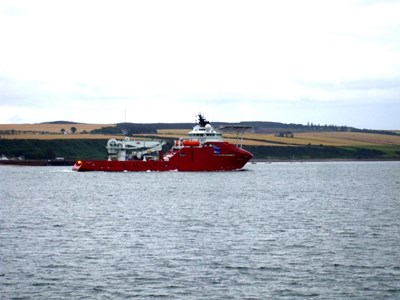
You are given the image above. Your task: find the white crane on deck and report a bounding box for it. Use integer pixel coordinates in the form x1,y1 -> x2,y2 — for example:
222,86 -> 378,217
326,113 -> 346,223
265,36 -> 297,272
106,138 -> 165,161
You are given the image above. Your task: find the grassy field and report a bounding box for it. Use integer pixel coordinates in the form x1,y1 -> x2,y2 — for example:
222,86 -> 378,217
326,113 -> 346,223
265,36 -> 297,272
1,124 -> 400,148
269,131 -> 400,146
1,124 -> 399,160
1,133 -> 125,140
154,129 -> 400,147
0,123 -> 114,135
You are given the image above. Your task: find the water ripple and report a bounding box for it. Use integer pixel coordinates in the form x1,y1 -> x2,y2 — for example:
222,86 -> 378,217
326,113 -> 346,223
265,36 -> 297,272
1,162 -> 399,299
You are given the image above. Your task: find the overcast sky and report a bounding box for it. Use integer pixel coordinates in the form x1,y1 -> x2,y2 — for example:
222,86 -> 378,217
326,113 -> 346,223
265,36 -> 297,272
0,0 -> 399,129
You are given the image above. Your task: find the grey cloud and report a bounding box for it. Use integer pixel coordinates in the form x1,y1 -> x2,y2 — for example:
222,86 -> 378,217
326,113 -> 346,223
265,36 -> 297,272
0,77 -> 45,106
338,78 -> 400,91
299,77 -> 400,92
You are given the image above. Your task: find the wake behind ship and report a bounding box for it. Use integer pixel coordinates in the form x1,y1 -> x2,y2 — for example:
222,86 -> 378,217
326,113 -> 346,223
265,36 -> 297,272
73,114 -> 253,172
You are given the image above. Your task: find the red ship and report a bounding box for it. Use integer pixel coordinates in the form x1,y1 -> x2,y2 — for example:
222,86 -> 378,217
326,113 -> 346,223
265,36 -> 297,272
72,114 -> 253,172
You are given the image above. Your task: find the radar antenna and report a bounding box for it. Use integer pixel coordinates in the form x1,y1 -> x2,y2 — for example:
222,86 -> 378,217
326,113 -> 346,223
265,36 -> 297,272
197,113 -> 210,127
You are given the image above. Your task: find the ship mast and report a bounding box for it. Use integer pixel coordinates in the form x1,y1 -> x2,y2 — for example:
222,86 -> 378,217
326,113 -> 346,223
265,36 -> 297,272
219,125 -> 253,148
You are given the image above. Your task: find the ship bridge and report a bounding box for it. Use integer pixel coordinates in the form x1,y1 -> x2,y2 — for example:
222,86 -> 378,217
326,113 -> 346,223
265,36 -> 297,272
188,123 -> 223,143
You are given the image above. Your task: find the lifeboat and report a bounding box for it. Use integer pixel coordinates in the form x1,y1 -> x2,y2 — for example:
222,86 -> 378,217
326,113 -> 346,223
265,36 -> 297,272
182,140 -> 200,147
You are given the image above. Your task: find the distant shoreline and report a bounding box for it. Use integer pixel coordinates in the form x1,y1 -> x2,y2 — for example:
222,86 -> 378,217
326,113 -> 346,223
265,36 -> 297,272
1,158 -> 399,167
0,159 -> 74,166
251,158 -> 400,163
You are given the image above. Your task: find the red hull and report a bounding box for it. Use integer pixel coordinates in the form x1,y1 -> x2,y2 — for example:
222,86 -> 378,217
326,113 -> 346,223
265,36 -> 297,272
73,142 -> 252,172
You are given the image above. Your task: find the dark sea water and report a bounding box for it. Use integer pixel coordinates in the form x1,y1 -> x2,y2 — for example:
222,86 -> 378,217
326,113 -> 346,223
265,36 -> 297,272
1,161 -> 399,299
